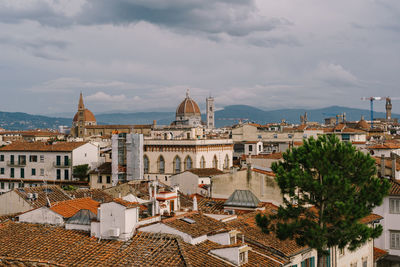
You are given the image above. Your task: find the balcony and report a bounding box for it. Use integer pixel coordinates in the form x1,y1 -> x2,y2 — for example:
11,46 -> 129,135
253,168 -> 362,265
53,161 -> 71,168
7,161 -> 26,167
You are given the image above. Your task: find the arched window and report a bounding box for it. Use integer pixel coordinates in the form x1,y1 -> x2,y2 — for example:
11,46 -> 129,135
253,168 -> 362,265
158,156 -> 165,174
173,156 -> 181,174
224,155 -> 229,169
200,156 -> 206,169
185,156 -> 192,171
212,155 -> 218,169
144,155 -> 149,173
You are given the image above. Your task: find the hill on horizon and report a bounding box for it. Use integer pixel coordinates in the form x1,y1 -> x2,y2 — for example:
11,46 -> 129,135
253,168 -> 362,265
0,105 -> 398,130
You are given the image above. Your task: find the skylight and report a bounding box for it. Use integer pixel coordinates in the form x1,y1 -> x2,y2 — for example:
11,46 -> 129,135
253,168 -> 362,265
180,217 -> 196,224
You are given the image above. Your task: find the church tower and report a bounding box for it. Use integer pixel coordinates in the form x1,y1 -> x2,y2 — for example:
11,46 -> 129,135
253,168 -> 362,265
72,92 -> 97,138
386,97 -> 392,120
206,95 -> 215,129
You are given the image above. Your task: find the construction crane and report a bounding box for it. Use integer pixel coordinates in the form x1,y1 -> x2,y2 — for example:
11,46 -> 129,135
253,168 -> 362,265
361,96 -> 400,128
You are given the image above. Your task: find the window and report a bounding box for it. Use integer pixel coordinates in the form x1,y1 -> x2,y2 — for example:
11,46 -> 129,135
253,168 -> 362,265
29,155 -> 37,162
18,155 -> 26,165
362,257 -> 367,267
10,155 -> 14,165
212,156 -> 218,169
20,168 -> 24,178
0,168 -> 4,175
56,155 -> 61,166
10,168 -> 14,178
97,175 -> 102,183
0,182 -> 4,189
185,156 -> 192,171
18,182 -> 24,188
56,169 -> 61,180
40,155 -> 44,163
174,156 -> 181,174
31,168 -> 36,176
390,231 -> 400,249
301,257 -> 315,267
40,168 -> 44,176
273,134 -> 278,139
8,183 -> 14,190
288,134 -> 293,139
390,198 -> 400,214
230,235 -> 236,244
224,155 -> 230,169
239,252 -> 248,264
342,134 -> 350,141
106,176 -> 111,184
64,169 -> 69,180
249,145 -> 253,152
144,155 -> 149,173
0,155 -> 4,161
200,156 -> 206,169
158,156 -> 165,174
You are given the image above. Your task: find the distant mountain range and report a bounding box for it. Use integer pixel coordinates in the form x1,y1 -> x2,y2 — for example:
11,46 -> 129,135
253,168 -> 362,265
0,105 -> 398,130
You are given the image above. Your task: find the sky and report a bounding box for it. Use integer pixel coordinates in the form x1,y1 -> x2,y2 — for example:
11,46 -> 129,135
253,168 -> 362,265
1,0 -> 400,116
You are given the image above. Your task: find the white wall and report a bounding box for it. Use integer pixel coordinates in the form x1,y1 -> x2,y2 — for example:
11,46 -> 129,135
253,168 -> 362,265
19,207 -> 64,225
72,143 -> 99,169
208,232 -> 231,245
335,240 -> 374,267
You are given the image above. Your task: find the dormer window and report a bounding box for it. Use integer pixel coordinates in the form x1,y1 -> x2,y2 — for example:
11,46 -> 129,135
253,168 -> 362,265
239,251 -> 248,265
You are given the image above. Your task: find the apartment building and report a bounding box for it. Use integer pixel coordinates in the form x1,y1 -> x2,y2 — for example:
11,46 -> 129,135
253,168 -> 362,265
0,141 -> 99,193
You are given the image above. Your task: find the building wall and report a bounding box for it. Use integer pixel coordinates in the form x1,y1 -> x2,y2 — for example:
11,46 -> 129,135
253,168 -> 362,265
211,169 -> 283,206
335,240 -> 374,267
208,232 -> 231,245
89,173 -> 112,189
72,143 -> 99,169
0,191 -> 32,215
374,196 -> 400,256
285,249 -> 317,267
19,207 -> 64,225
143,139 -> 233,179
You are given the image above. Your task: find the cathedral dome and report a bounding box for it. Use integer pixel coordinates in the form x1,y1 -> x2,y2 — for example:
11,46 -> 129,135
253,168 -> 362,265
176,90 -> 201,117
356,116 -> 369,130
73,109 -> 96,122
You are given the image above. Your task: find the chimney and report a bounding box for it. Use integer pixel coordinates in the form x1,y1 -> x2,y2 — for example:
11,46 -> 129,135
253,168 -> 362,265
391,152 -> 396,179
381,154 -> 385,178
153,120 -> 157,127
193,196 -> 198,211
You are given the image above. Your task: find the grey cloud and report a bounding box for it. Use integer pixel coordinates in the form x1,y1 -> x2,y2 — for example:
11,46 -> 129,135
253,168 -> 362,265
0,36 -> 69,61
0,0 -> 291,38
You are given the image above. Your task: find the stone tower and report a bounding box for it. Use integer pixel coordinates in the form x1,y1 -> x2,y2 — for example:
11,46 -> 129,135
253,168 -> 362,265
72,92 -> 96,138
386,97 -> 392,120
206,95 -> 215,129
77,92 -> 86,138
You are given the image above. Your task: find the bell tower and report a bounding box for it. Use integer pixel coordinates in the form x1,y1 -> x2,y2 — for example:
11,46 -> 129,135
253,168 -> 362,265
386,97 -> 392,120
77,92 -> 85,138
206,95 -> 215,129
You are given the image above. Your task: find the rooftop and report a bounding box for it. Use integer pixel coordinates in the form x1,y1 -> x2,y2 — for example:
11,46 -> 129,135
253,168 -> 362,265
14,185 -> 71,209
0,141 -> 88,152
187,168 -> 224,177
50,197 -> 100,218
224,190 -> 260,209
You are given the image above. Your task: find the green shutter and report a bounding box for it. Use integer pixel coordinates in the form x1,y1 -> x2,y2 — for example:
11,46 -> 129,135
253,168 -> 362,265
301,261 -> 305,267
326,250 -> 331,267
310,257 -> 315,267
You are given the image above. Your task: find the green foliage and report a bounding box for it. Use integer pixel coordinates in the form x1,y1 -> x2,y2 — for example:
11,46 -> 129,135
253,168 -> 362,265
72,164 -> 90,181
256,134 -> 390,256
62,185 -> 77,191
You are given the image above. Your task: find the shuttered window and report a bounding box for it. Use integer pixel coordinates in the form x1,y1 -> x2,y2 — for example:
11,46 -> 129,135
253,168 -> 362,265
389,198 -> 400,214
390,231 -> 400,249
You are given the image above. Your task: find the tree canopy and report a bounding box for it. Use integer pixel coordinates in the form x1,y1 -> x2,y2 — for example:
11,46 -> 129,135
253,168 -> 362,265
72,164 -> 90,181
256,134 -> 390,265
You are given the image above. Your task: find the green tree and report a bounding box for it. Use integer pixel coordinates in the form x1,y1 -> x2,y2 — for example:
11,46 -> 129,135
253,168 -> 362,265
256,134 -> 390,267
72,164 -> 90,181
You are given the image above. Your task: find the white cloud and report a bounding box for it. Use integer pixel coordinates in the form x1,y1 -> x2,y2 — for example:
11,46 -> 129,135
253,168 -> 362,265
85,91 -> 126,102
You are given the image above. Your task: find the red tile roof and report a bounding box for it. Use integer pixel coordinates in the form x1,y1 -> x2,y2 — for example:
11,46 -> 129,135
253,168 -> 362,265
389,179 -> 400,196
252,168 -> 276,176
0,141 -> 88,152
368,143 -> 400,149
14,185 -> 71,209
188,168 -> 225,177
374,247 -> 388,261
50,197 -> 100,218
359,213 -> 383,224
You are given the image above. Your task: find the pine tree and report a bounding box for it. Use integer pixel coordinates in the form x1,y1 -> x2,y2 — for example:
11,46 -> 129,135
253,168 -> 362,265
256,134 -> 390,267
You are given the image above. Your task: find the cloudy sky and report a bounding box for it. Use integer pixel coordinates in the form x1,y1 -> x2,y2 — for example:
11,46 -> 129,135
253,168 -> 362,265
1,0 -> 400,116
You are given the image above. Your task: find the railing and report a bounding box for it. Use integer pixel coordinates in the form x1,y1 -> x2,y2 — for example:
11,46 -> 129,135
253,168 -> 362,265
53,161 -> 71,168
7,161 -> 26,167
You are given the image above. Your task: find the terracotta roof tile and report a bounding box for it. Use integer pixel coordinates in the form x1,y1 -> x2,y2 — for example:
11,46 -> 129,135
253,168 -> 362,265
359,213 -> 383,224
188,168 -> 224,177
374,247 -> 388,261
14,185 -> 71,209
0,141 -> 88,152
69,189 -> 113,203
50,197 -> 100,218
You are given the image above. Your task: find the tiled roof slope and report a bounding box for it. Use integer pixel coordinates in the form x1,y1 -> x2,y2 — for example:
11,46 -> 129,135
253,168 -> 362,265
373,156 -> 400,171
374,247 -> 388,262
188,168 -> 224,177
0,141 -> 87,152
14,185 -> 71,209
50,197 -> 100,218
69,189 -> 113,203
89,162 -> 112,174
163,212 -> 229,238
226,210 -> 308,257
389,179 -> 400,195
0,223 -> 186,266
